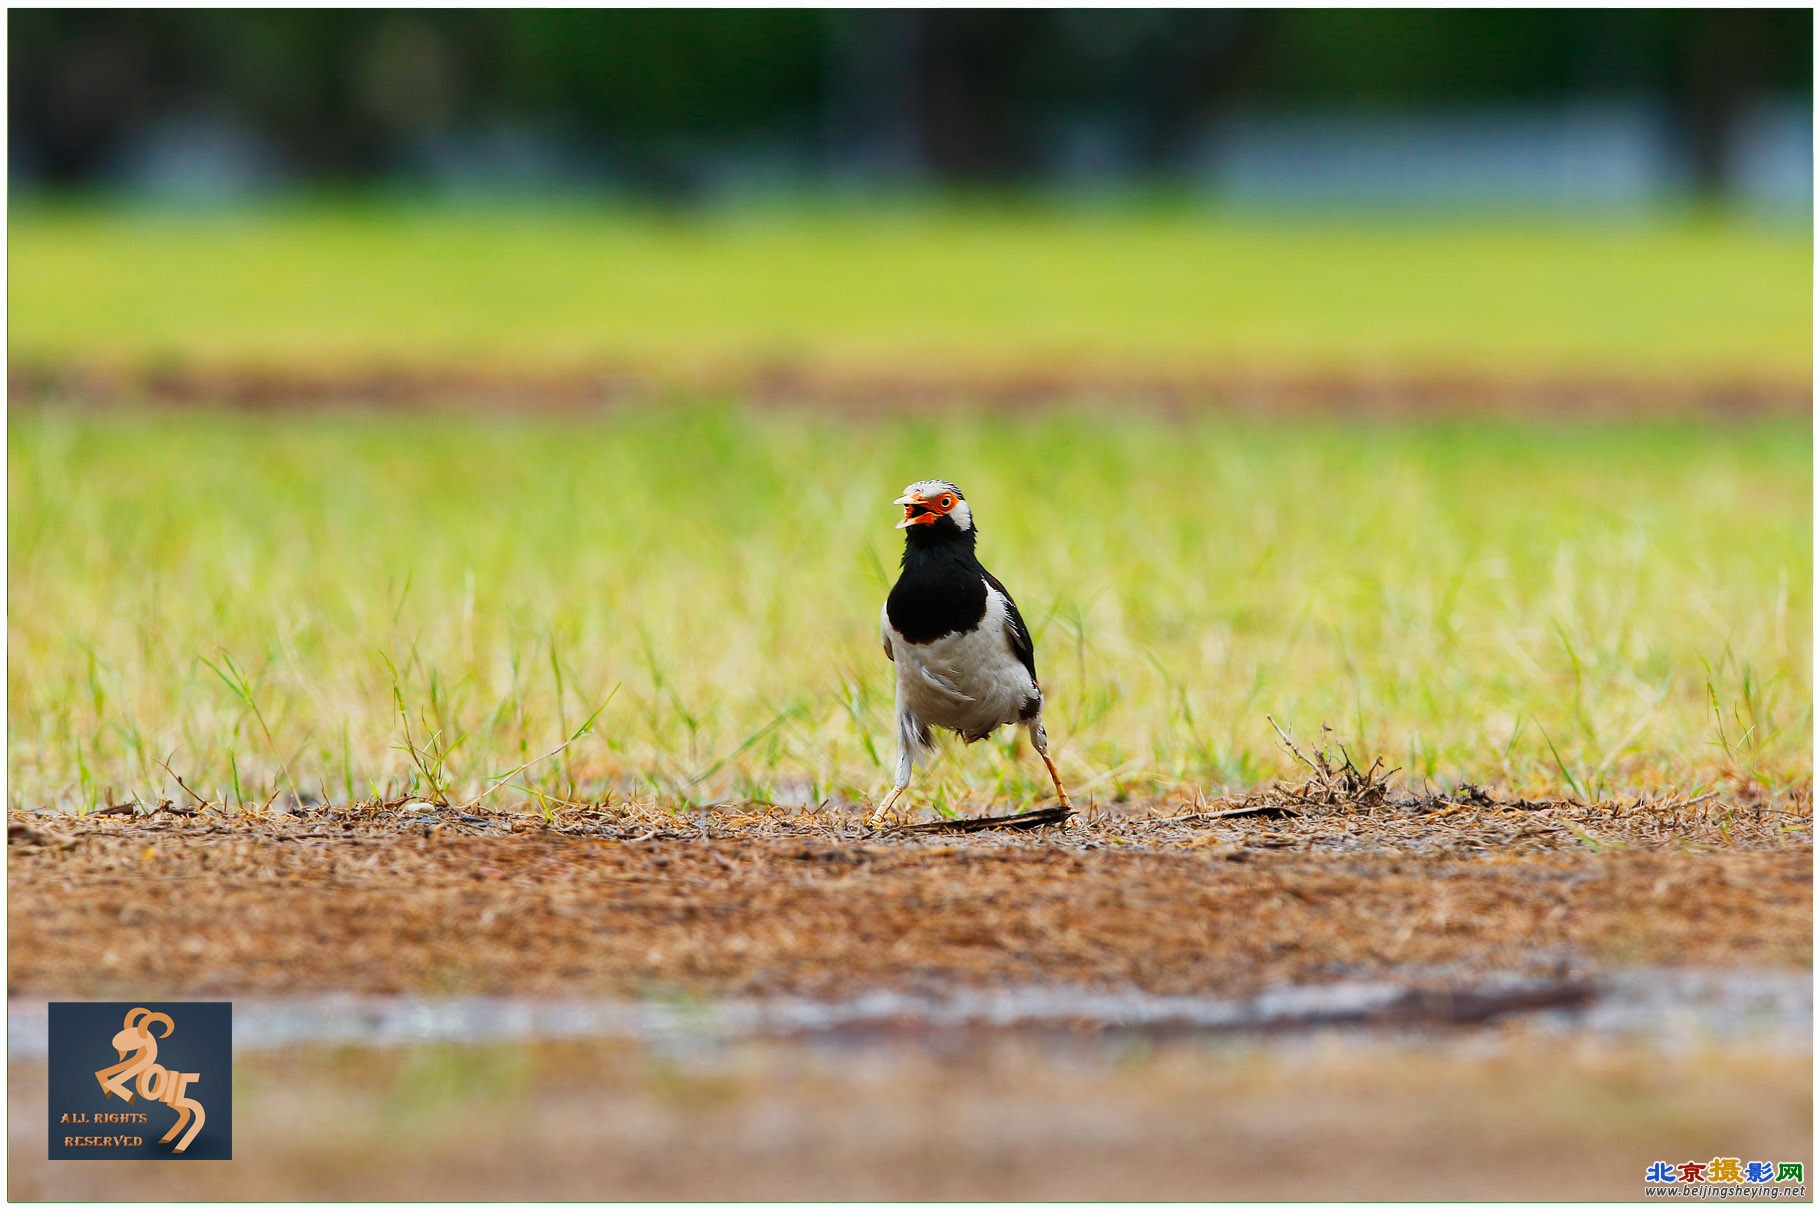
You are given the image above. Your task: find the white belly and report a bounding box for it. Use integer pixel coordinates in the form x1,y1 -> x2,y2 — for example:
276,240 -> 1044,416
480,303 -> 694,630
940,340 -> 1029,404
885,588 -> 1038,740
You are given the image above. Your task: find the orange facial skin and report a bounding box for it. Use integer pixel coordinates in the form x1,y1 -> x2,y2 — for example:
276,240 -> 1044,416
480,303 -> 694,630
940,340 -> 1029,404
895,489 -> 959,528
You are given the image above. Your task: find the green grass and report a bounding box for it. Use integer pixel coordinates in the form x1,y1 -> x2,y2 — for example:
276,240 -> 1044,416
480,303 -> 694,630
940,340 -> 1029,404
9,405 -> 1809,812
9,202 -> 1811,378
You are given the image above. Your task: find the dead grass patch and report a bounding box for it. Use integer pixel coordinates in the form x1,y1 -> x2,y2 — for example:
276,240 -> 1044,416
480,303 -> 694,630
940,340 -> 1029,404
10,788 -> 1809,1001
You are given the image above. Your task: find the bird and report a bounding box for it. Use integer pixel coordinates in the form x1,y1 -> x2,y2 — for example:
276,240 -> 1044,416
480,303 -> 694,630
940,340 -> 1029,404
872,479 -> 1070,826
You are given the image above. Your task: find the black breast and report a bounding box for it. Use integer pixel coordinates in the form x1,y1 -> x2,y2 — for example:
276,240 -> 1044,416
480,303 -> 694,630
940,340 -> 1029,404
887,543 -> 989,643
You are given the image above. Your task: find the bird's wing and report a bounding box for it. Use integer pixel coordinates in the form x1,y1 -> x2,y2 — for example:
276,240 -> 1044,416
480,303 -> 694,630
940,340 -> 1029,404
880,601 -> 895,662
982,569 -> 1038,683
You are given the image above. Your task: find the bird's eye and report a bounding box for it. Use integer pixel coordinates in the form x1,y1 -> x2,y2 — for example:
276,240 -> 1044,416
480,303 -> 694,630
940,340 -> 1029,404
940,495 -> 955,510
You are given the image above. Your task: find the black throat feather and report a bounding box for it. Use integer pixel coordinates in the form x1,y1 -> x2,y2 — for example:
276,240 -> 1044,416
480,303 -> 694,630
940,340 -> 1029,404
887,519 -> 988,643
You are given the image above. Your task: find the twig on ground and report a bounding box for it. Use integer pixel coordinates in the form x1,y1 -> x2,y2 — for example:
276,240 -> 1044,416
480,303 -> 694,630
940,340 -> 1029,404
155,758 -> 214,810
889,805 -> 1072,834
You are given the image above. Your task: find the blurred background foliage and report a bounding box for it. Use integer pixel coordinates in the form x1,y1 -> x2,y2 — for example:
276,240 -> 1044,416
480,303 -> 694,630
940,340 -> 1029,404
9,8 -> 1812,206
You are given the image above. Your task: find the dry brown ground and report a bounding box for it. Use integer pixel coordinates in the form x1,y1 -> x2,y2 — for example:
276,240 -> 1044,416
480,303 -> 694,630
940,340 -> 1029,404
10,787 -> 1810,1001
10,1036 -> 1811,1200
10,790 -> 1809,1200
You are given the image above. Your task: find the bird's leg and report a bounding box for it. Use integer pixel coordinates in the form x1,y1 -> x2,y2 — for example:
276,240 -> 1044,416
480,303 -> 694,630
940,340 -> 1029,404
1028,719 -> 1072,810
869,785 -> 905,827
1038,748 -> 1072,809
870,740 -> 915,827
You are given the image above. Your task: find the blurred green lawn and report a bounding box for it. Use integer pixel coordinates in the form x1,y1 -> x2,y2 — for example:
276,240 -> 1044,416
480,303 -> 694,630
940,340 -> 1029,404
9,406 -> 1808,811
9,202 -> 1811,378
6,204 -> 1810,810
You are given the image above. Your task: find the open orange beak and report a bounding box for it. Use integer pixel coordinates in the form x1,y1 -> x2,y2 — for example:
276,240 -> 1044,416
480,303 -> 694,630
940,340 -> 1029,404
895,490 -> 952,528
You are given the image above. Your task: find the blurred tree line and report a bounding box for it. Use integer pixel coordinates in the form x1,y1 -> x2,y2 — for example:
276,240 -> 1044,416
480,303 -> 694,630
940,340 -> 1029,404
10,8 -> 1810,195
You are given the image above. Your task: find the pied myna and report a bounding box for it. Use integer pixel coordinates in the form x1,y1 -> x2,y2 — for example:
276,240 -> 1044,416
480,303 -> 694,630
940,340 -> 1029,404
872,480 -> 1070,825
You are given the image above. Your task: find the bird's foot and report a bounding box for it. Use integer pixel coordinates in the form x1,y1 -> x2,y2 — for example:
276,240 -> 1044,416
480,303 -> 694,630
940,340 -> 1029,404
869,788 -> 906,828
